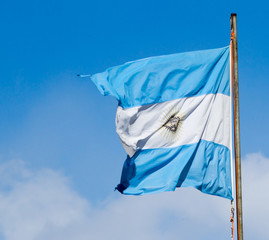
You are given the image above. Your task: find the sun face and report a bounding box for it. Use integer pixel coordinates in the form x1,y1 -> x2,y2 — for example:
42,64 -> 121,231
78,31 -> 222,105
163,115 -> 181,132
158,105 -> 184,143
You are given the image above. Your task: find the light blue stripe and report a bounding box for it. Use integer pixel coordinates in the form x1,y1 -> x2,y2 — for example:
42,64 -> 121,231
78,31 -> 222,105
116,140 -> 232,200
91,47 -> 230,109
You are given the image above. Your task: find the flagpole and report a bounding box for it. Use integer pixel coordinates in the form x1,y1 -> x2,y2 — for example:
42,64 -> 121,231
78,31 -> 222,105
230,13 -> 244,240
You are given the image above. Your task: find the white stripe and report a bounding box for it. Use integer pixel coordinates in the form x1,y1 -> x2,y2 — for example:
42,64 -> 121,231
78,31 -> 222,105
116,94 -> 231,157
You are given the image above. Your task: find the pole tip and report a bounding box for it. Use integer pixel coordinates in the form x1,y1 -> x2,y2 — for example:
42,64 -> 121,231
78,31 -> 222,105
231,13 -> 237,17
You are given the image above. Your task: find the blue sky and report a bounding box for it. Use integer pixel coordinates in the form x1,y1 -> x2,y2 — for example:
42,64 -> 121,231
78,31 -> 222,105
0,0 -> 269,239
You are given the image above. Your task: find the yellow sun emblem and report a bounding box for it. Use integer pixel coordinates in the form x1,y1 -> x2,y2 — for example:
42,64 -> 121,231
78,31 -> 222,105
158,105 -> 184,143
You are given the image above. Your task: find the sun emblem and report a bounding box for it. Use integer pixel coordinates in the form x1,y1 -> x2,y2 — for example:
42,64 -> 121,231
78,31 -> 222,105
163,115 -> 181,132
158,105 -> 184,143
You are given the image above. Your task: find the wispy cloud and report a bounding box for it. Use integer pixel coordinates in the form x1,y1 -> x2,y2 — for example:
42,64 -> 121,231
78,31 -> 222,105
0,153 -> 268,240
241,153 -> 269,240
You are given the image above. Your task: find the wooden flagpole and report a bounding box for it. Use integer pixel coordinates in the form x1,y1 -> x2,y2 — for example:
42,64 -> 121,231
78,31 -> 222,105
230,13 -> 244,240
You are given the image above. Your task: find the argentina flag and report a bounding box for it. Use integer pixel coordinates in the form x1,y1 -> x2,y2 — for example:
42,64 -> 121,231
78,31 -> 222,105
91,46 -> 233,200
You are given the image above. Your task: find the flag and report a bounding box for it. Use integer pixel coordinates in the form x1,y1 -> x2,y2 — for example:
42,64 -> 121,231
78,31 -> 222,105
91,46 -> 233,200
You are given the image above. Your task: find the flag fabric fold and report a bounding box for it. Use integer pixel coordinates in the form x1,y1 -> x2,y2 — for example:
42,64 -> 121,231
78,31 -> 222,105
91,46 -> 233,200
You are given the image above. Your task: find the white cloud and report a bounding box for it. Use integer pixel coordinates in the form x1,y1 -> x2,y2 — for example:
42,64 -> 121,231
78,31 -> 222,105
242,153 -> 269,240
0,160 -> 90,240
0,153 -> 268,240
